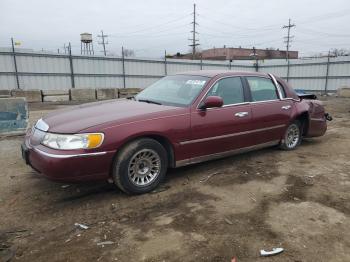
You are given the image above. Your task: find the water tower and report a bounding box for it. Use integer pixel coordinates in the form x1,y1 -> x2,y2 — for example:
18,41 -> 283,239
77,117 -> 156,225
80,33 -> 94,55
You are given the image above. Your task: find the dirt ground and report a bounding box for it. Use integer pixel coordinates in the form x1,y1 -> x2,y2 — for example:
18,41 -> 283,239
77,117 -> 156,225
0,97 -> 349,262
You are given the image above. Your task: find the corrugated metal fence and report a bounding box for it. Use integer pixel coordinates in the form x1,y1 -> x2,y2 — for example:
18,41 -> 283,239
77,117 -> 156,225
1,50 -> 350,91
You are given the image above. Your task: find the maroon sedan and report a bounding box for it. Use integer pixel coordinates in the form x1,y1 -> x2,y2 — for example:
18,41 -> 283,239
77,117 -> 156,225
22,71 -> 330,194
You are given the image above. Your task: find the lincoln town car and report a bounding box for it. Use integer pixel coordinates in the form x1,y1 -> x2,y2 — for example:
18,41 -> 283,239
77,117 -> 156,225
22,71 -> 331,194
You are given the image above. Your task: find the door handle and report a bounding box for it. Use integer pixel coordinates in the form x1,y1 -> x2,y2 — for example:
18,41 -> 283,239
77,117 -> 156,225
235,112 -> 249,117
281,105 -> 291,110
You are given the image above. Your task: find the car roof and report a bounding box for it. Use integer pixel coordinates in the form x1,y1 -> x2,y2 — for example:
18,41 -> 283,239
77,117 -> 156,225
175,70 -> 269,78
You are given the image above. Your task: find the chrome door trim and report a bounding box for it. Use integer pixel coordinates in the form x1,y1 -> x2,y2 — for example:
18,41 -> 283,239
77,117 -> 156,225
34,148 -> 107,158
179,124 -> 285,145
268,74 -> 301,102
196,74 -> 298,110
280,97 -> 300,102
268,73 -> 284,100
310,117 -> 325,122
176,140 -> 279,167
209,102 -> 250,109
249,99 -> 280,104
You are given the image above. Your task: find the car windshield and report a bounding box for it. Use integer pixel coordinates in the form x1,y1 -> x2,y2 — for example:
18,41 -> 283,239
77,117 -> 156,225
135,75 -> 209,107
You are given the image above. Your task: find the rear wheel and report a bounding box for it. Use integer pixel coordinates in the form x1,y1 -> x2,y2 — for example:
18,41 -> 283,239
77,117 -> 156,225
280,121 -> 302,150
113,138 -> 168,194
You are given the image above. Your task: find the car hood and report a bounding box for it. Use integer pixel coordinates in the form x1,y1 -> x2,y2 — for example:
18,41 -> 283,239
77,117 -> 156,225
42,99 -> 183,133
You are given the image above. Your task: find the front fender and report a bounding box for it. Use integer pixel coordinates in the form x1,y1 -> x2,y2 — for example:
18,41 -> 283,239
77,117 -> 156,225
87,113 -> 191,163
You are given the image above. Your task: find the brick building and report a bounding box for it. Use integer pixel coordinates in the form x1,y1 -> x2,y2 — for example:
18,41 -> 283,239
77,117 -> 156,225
173,47 -> 298,60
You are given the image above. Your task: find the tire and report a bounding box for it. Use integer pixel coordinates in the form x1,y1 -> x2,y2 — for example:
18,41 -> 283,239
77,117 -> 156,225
280,120 -> 302,150
113,138 -> 168,194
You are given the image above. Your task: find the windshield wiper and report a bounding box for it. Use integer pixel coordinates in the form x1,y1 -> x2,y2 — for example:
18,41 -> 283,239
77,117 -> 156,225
137,99 -> 162,105
127,96 -> 136,100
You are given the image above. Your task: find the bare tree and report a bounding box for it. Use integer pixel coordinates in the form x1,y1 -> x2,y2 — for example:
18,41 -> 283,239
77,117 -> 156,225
122,48 -> 135,57
330,48 -> 350,57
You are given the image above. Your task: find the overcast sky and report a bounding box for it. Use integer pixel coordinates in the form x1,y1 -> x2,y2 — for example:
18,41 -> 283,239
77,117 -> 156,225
1,0 -> 350,58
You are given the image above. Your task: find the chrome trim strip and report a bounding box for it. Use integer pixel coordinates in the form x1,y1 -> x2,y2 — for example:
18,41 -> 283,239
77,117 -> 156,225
204,102 -> 250,111
34,148 -> 107,158
310,117 -> 325,122
281,97 -> 292,101
268,73 -> 284,100
220,102 -> 250,108
35,118 -> 49,132
280,97 -> 300,102
196,74 -> 298,109
176,140 -> 279,167
249,99 -> 280,104
179,124 -> 285,145
268,75 -> 301,102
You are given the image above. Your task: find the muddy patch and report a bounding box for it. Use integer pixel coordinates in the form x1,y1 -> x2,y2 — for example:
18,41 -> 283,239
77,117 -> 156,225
266,201 -> 350,261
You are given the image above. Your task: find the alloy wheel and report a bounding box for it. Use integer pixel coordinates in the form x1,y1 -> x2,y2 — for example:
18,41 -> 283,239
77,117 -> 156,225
127,149 -> 161,186
285,124 -> 300,149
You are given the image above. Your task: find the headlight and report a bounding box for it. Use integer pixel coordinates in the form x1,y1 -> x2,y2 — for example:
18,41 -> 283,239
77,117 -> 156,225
41,133 -> 104,150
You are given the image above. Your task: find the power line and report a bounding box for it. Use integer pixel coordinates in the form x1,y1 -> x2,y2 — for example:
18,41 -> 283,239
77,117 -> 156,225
109,23 -> 189,38
188,3 -> 199,59
199,13 -> 281,32
297,26 -> 350,38
109,14 -> 190,36
283,18 -> 296,61
97,30 -> 108,56
298,8 -> 350,24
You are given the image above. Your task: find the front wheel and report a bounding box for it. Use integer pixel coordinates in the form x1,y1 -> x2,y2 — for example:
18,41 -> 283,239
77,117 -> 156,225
113,138 -> 168,194
280,121 -> 302,150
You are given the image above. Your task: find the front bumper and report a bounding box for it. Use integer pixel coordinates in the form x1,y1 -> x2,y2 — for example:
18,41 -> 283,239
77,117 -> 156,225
21,137 -> 115,182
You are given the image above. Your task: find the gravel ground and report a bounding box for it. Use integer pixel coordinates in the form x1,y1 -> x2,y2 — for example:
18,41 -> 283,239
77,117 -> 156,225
0,97 -> 349,262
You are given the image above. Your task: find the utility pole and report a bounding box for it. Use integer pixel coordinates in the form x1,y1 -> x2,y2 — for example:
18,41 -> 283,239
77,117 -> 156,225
98,30 -> 108,56
11,38 -> 20,89
324,50 -> 331,95
63,44 -> 69,54
189,3 -> 199,59
121,46 -> 126,89
283,18 -> 296,61
68,42 -> 75,88
251,47 -> 259,72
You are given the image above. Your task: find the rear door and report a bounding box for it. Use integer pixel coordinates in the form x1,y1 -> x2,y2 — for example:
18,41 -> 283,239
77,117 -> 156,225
244,76 -> 293,145
185,76 -> 255,161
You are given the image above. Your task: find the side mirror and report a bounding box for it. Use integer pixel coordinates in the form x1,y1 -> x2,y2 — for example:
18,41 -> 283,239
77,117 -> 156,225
200,96 -> 223,110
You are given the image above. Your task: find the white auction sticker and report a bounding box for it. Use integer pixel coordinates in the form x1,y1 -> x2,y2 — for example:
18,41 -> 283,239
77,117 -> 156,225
186,80 -> 206,85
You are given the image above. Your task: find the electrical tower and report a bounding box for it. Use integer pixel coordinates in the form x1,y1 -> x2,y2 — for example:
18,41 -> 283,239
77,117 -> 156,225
283,18 -> 296,61
63,44 -> 69,54
189,3 -> 199,59
97,30 -> 109,56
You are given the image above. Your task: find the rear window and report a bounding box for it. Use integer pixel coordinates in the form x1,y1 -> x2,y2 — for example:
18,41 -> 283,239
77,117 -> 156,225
246,77 -> 278,102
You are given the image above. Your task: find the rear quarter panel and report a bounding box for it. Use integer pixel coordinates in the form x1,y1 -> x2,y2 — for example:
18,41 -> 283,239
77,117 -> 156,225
294,99 -> 327,137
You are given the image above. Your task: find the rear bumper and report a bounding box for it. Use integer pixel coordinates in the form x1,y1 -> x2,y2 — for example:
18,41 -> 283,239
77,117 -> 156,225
21,138 -> 115,182
306,115 -> 328,137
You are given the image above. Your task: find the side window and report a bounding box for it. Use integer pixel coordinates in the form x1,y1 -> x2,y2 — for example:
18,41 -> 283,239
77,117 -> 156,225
246,77 -> 278,102
206,77 -> 244,105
